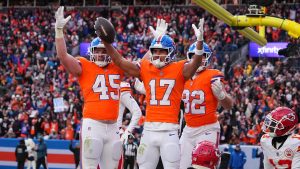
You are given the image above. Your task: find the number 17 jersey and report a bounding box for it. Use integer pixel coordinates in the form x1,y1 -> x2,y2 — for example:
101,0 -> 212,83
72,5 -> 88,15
139,59 -> 186,124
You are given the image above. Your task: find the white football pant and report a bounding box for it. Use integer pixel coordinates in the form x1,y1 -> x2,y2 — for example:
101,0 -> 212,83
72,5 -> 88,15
137,130 -> 180,169
179,122 -> 220,169
80,118 -> 122,169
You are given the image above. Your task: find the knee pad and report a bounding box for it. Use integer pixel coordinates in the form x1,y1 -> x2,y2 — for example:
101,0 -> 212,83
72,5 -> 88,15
112,140 -> 122,161
161,143 -> 180,163
83,138 -> 103,160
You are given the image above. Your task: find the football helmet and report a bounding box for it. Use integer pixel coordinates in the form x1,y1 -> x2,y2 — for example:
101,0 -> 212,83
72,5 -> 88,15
187,42 -> 212,72
149,35 -> 176,68
191,141 -> 220,169
88,37 -> 111,67
262,107 -> 298,137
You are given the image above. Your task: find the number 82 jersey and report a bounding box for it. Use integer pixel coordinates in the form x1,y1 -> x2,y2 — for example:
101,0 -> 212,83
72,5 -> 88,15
182,69 -> 224,127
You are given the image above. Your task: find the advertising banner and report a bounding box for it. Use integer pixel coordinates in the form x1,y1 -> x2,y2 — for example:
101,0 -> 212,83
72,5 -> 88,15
249,42 -> 288,57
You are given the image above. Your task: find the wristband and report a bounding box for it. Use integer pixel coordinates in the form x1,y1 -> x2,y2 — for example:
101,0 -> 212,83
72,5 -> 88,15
55,28 -> 64,38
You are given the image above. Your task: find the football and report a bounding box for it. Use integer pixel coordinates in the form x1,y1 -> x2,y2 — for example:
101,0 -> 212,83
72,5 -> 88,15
94,17 -> 116,44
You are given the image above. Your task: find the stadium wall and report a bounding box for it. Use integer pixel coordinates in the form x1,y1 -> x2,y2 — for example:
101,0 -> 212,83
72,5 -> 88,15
0,138 -> 76,169
0,138 -> 261,169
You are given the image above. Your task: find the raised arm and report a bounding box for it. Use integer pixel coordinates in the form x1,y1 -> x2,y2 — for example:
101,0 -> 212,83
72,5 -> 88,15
102,41 -> 140,77
55,7 -> 81,77
183,19 -> 205,80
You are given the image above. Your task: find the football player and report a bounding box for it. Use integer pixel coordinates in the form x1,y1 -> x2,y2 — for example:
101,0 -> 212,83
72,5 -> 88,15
180,42 -> 233,169
101,18 -> 205,168
55,7 -> 124,169
261,107 -> 300,169
117,81 -> 142,143
188,141 -> 221,169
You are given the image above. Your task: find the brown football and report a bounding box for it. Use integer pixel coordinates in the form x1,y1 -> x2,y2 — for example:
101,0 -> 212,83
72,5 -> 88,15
94,17 -> 116,44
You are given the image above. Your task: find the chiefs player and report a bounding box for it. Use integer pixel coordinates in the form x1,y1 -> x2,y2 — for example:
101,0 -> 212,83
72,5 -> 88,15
101,18 -> 204,168
188,141 -> 220,169
180,41 -> 233,169
261,107 -> 300,169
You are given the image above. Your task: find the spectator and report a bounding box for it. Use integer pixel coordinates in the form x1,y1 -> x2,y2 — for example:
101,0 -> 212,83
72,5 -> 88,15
229,144 -> 247,169
15,139 -> 28,169
69,140 -> 80,169
36,137 -> 48,169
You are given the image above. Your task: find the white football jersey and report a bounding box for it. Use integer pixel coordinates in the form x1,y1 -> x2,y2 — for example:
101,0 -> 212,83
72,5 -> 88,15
260,134 -> 300,169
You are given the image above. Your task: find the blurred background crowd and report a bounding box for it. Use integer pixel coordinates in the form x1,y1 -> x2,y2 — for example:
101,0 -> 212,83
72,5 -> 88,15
1,1 -> 300,147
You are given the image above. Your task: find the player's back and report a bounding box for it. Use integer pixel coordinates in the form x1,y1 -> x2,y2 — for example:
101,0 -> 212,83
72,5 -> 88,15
260,133 -> 300,169
77,57 -> 124,121
139,59 -> 186,124
183,69 -> 224,127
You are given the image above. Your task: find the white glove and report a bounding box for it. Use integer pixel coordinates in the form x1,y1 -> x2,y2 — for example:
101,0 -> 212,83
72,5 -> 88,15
192,18 -> 204,41
134,78 -> 146,94
211,78 -> 226,100
149,19 -> 168,39
120,129 -> 131,143
55,6 -> 71,38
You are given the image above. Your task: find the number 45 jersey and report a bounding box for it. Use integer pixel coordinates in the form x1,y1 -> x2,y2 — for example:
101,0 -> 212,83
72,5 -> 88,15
260,134 -> 300,169
77,57 -> 124,121
182,69 -> 224,127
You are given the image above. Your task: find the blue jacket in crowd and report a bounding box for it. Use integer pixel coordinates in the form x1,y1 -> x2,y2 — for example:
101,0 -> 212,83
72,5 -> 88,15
229,149 -> 247,169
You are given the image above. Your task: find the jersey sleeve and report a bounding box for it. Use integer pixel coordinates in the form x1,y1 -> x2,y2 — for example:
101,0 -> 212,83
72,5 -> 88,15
211,70 -> 225,83
120,81 -> 131,93
263,156 -> 274,169
292,147 -> 300,169
292,135 -> 300,169
139,59 -> 147,82
120,92 -> 142,132
77,57 -> 88,66
76,57 -> 89,80
117,103 -> 125,129
177,60 -> 187,81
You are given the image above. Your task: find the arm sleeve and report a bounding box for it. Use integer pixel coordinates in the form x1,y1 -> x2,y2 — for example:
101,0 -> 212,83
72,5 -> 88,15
292,147 -> 300,169
117,103 -> 125,129
120,91 -> 142,132
263,156 -> 274,169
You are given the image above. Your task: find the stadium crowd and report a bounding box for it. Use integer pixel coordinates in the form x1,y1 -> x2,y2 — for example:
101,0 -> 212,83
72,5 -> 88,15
0,4 -> 300,146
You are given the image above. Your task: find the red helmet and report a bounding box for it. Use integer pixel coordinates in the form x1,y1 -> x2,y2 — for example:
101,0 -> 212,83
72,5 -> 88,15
262,107 -> 298,137
191,141 -> 220,169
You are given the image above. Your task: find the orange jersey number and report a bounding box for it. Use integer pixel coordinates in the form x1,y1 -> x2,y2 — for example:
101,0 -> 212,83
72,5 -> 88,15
92,74 -> 120,100
182,89 -> 205,114
149,79 -> 175,106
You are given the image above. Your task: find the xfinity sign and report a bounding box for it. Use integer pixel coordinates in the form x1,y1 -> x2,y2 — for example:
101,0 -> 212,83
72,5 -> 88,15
249,42 -> 288,57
